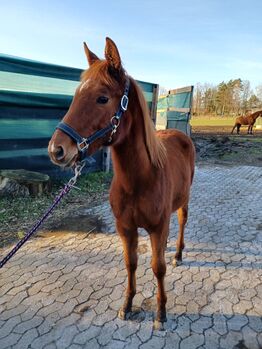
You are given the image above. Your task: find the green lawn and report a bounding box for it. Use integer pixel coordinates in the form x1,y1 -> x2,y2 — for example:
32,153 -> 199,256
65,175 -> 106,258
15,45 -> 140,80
191,117 -> 235,127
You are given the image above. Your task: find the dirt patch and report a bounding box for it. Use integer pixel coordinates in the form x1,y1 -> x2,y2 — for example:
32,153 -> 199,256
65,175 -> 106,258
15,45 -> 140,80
0,192 -> 109,250
37,215 -> 106,237
192,125 -> 262,136
192,134 -> 262,167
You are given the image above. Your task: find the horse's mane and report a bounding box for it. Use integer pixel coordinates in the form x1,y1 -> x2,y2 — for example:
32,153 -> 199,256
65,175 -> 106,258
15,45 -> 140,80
130,78 -> 167,168
81,60 -> 167,168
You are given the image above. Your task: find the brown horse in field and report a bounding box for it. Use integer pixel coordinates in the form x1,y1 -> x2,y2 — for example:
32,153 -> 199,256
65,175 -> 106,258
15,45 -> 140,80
48,38 -> 195,329
231,110 -> 262,134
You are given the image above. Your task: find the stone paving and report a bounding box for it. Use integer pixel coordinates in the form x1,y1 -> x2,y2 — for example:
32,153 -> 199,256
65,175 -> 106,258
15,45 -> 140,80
0,164 -> 262,349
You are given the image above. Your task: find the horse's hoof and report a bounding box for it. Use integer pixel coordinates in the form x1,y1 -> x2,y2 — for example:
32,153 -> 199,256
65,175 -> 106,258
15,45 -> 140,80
173,258 -> 182,267
118,308 -> 131,320
153,319 -> 166,331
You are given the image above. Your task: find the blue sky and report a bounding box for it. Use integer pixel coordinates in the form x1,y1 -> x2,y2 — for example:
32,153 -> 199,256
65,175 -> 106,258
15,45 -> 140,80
1,0 -> 262,90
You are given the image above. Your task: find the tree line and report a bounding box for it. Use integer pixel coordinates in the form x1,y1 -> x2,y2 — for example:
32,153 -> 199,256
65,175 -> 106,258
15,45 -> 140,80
193,79 -> 262,116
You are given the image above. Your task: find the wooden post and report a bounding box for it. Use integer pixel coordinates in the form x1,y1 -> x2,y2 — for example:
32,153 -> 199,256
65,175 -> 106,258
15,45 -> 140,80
102,147 -> 111,173
0,169 -> 50,196
151,84 -> 159,125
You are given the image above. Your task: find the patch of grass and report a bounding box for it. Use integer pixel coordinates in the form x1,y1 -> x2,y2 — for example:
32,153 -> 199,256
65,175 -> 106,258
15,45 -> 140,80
220,147 -> 262,162
191,117 -> 235,127
0,171 -> 113,234
73,171 -> 113,194
232,136 -> 262,143
0,196 -> 50,224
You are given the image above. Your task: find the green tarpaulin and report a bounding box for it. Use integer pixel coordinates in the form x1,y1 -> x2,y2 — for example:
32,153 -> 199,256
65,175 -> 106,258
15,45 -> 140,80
156,86 -> 194,135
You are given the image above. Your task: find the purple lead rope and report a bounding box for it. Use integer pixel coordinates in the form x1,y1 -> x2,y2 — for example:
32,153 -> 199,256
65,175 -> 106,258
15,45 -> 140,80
0,161 -> 85,269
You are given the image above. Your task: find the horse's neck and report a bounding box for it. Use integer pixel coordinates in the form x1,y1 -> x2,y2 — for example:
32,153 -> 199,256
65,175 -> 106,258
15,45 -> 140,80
111,111 -> 152,190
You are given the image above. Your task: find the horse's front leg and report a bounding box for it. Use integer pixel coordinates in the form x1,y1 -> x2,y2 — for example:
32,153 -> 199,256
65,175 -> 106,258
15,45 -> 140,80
117,220 -> 138,320
237,124 -> 241,134
173,205 -> 188,266
149,227 -> 168,330
250,124 -> 254,135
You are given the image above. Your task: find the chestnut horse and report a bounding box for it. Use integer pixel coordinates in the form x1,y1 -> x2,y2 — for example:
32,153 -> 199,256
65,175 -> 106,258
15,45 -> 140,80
231,110 -> 262,134
48,38 -> 195,329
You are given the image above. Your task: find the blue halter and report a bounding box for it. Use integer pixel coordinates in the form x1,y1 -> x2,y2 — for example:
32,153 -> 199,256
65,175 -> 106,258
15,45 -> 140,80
56,79 -> 130,160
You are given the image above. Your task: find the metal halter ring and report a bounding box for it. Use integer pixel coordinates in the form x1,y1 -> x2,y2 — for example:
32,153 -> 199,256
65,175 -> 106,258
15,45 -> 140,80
108,116 -> 121,143
110,115 -> 121,129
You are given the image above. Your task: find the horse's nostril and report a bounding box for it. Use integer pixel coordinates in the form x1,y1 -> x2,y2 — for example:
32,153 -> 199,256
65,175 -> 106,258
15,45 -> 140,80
55,146 -> 64,161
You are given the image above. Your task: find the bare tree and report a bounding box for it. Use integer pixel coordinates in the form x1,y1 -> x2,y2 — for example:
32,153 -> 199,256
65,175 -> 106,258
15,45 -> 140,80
159,86 -> 168,96
241,80 -> 252,114
192,79 -> 262,116
255,84 -> 262,105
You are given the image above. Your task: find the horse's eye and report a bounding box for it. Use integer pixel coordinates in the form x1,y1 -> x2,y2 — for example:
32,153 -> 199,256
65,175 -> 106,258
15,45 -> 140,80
97,96 -> 109,104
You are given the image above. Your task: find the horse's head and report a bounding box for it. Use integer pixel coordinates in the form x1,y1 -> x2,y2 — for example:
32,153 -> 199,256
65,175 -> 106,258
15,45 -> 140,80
48,38 -> 129,168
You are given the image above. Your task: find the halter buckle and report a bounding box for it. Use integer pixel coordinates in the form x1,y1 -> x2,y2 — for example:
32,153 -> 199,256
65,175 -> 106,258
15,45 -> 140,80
121,95 -> 129,111
77,139 -> 89,152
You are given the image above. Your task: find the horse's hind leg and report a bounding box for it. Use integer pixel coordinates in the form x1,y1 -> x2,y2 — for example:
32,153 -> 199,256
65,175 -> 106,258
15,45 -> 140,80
231,124 -> 237,134
173,205 -> 188,267
149,229 -> 168,329
236,124 -> 241,134
117,221 -> 138,320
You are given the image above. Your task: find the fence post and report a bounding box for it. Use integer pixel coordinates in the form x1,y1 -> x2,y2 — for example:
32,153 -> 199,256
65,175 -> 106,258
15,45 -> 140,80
102,147 -> 111,172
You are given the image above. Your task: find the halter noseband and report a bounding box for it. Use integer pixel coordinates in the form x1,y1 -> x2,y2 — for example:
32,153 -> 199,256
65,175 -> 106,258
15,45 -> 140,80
56,79 -> 130,160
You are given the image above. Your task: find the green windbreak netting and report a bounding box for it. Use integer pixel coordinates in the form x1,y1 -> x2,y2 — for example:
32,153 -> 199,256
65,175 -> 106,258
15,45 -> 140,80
0,118 -> 58,139
0,54 -> 82,80
0,61 -> 81,108
157,92 -> 192,119
0,91 -> 73,108
168,92 -> 192,110
0,71 -> 79,94
0,54 -> 158,174
156,86 -> 194,134
157,96 -> 168,110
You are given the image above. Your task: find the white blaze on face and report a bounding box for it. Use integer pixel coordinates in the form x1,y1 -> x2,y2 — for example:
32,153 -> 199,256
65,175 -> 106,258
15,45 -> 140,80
79,79 -> 91,93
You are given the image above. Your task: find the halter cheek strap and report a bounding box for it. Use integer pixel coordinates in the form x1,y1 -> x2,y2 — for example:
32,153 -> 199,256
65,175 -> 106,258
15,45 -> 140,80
56,79 -> 130,160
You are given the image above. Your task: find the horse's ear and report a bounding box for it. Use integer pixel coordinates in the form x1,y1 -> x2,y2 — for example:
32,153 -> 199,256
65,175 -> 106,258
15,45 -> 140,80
104,37 -> 122,70
83,42 -> 99,66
